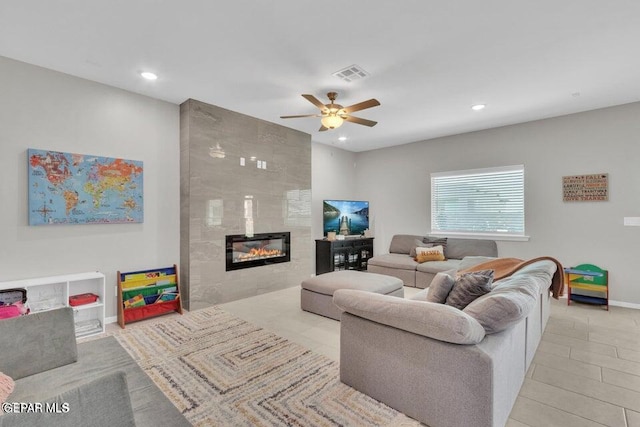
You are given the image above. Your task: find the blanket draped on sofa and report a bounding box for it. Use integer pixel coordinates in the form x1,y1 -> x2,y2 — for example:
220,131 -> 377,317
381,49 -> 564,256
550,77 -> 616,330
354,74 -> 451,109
458,256 -> 564,298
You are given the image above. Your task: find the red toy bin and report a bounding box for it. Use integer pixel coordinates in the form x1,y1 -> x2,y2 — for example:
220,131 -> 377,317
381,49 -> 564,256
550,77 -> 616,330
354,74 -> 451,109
123,300 -> 180,323
69,293 -> 99,306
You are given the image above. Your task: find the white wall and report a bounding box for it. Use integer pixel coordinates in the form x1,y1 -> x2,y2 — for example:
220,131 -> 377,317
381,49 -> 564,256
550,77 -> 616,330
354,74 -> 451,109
0,56 -> 180,319
311,143 -> 358,240
354,102 -> 640,306
311,143 -> 357,273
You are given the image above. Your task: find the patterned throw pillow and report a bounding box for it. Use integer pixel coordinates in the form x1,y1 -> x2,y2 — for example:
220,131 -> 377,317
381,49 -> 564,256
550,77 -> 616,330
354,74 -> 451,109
445,270 -> 494,310
415,245 -> 445,262
426,273 -> 456,303
0,371 -> 15,411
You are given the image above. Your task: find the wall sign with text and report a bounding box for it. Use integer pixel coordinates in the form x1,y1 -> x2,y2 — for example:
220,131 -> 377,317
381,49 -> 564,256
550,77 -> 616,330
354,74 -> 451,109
562,173 -> 608,202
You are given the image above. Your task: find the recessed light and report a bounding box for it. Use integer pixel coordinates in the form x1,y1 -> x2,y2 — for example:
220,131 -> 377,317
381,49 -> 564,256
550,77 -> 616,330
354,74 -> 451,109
338,136 -> 347,142
140,72 -> 158,80
471,104 -> 486,111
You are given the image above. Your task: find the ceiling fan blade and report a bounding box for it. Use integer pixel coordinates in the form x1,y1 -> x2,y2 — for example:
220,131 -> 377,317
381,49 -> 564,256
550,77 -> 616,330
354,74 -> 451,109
280,114 -> 320,119
342,99 -> 380,114
319,125 -> 329,132
302,94 -> 328,111
344,115 -> 377,127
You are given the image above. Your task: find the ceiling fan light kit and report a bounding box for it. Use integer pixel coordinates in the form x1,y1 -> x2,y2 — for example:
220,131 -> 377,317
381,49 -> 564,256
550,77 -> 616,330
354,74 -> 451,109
281,91 -> 380,132
320,114 -> 344,129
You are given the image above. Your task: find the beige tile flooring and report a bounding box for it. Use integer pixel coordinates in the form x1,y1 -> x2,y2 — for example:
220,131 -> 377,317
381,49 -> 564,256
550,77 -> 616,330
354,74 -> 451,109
107,286 -> 640,426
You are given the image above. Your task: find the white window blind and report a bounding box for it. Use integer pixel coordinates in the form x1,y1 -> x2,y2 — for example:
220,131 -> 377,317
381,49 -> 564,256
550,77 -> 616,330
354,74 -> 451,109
431,165 -> 525,237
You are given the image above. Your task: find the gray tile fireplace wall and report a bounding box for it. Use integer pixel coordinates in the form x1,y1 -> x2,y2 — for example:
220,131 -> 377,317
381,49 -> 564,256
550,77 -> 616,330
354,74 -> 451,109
180,99 -> 312,311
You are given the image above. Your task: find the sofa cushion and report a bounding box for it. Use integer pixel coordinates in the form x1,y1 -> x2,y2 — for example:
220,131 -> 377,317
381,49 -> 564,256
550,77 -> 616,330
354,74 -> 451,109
333,289 -> 486,344
431,237 -> 497,260
457,256 -> 498,271
301,270 -> 404,296
464,277 -> 539,334
426,273 -> 455,303
410,288 -> 429,301
492,276 -> 539,297
507,260 -> 558,284
0,308 -> 78,380
415,259 -> 460,274
389,234 -> 425,254
367,253 -> 418,271
445,270 -> 494,310
0,371 -> 136,427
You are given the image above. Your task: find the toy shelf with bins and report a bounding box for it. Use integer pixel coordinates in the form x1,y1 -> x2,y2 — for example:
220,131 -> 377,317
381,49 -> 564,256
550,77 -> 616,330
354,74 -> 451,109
0,272 -> 106,338
564,264 -> 608,310
117,265 -> 183,328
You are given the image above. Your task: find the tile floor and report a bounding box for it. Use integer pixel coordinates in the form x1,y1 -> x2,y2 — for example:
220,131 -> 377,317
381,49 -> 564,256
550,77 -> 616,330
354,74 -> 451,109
106,286 -> 640,426
219,286 -> 640,427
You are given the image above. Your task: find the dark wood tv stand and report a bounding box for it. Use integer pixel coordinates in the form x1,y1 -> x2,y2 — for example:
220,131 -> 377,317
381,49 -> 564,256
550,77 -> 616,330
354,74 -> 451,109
315,237 -> 374,275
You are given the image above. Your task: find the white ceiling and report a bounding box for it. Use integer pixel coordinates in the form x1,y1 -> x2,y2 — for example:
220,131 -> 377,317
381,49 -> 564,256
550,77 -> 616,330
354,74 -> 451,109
1,1 -> 639,152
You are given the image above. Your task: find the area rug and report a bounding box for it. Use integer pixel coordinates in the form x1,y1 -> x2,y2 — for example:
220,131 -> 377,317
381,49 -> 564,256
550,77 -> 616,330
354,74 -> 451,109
113,306 -> 420,427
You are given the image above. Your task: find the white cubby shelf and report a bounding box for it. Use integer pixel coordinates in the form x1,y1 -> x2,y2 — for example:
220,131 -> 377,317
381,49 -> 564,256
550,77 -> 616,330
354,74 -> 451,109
0,271 -> 106,339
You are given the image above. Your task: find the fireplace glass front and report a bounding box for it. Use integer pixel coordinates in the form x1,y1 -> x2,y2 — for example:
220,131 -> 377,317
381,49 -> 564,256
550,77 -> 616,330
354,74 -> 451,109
225,232 -> 291,271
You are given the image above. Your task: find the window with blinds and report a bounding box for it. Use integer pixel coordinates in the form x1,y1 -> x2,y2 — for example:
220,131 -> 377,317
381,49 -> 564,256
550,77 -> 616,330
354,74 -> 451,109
431,165 -> 525,237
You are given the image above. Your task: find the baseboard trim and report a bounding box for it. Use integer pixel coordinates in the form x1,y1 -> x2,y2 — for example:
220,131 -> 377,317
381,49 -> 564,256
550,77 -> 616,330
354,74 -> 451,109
559,295 -> 639,310
105,315 -> 117,324
609,300 -> 640,310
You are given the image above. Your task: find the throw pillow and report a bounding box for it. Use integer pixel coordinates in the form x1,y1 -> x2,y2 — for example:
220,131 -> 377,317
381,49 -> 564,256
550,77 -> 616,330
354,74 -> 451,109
415,244 -> 443,256
426,273 -> 456,303
463,285 -> 537,334
445,270 -> 494,310
409,239 -> 434,257
415,245 -> 445,262
423,236 -> 448,252
0,371 -> 15,410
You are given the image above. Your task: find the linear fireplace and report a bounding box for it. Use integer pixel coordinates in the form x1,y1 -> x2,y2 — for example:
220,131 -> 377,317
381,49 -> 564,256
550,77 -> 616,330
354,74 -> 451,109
226,232 -> 291,271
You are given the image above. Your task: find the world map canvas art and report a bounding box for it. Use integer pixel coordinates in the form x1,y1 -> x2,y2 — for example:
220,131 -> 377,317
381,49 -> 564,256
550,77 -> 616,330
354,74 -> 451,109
28,149 -> 143,225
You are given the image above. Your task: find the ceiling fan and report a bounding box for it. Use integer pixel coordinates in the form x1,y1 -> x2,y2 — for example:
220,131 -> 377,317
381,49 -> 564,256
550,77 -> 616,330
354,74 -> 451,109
280,92 -> 380,131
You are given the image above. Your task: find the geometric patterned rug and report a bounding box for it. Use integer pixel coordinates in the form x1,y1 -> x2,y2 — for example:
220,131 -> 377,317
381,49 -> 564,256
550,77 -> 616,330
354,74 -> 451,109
113,306 -> 420,426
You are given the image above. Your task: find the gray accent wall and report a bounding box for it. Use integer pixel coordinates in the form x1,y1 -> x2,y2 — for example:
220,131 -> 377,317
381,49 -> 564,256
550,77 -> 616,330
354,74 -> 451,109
0,56 -> 179,319
180,99 -> 312,311
352,102 -> 640,306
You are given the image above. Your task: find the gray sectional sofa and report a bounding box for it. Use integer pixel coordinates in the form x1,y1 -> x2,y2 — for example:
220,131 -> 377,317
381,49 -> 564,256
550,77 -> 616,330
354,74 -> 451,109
367,234 -> 498,288
334,259 -> 556,427
0,308 -> 189,427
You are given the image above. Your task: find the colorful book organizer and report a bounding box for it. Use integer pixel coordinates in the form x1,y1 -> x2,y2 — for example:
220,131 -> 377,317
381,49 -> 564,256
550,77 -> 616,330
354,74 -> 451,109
117,265 -> 183,328
564,263 -> 608,310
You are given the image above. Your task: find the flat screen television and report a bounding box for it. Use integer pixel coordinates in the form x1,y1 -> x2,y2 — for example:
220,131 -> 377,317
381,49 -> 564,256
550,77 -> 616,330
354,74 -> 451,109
323,200 -> 369,236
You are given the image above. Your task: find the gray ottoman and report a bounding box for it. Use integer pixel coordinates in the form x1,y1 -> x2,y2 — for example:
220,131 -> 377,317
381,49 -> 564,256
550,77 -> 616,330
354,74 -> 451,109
301,270 -> 404,320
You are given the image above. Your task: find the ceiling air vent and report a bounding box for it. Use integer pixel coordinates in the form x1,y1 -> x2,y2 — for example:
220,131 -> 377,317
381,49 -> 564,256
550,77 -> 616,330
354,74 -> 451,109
332,64 -> 370,83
